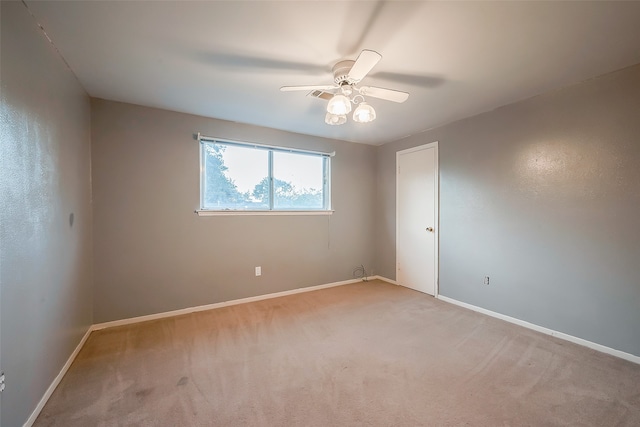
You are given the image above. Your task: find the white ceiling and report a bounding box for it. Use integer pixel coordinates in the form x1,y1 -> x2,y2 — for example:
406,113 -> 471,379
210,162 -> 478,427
26,1 -> 640,145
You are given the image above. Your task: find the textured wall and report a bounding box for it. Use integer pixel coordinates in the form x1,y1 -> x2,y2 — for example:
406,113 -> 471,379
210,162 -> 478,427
91,99 -> 376,323
376,63 -> 640,357
0,2 -> 93,426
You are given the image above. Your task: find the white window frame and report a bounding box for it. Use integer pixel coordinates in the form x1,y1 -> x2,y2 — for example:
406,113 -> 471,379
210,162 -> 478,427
196,134 -> 334,216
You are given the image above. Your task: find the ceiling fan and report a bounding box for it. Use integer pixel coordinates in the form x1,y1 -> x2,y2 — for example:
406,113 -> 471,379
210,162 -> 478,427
280,50 -> 409,125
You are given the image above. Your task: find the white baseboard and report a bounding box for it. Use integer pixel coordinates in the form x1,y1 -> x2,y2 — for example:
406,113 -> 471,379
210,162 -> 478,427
372,275 -> 397,285
437,295 -> 640,365
23,326 -> 93,427
92,277 -> 366,331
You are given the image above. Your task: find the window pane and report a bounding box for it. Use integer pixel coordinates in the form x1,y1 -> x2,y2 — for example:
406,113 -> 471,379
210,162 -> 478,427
203,143 -> 269,210
273,151 -> 324,209
200,139 -> 331,212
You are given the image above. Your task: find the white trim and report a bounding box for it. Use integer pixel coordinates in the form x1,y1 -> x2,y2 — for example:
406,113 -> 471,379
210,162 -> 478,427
93,277 -> 363,330
395,141 -> 439,297
23,327 -> 93,427
437,295 -> 640,365
372,275 -> 398,285
396,142 -> 439,156
195,210 -> 334,217
197,133 -> 335,157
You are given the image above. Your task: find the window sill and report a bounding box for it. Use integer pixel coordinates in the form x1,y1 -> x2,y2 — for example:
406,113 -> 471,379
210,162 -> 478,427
195,210 -> 334,217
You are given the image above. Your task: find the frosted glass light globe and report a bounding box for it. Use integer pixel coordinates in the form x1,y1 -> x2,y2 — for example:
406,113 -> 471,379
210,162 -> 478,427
353,102 -> 376,123
327,94 -> 352,115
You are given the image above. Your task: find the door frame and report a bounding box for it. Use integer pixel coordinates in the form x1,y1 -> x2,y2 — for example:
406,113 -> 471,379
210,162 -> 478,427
396,141 -> 440,297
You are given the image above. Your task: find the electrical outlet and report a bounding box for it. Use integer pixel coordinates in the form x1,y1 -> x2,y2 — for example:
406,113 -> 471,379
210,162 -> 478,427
255,266 -> 261,276
483,276 -> 490,285
0,371 -> 5,393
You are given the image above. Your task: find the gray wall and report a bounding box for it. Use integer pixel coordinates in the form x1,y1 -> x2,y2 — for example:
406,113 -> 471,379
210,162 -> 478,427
0,2 -> 93,426
91,99 -> 376,323
376,63 -> 640,357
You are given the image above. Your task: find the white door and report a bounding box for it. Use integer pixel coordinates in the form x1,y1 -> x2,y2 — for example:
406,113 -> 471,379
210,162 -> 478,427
396,142 -> 438,296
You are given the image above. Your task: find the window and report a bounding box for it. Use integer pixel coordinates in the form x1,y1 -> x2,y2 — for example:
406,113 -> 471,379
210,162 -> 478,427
199,137 -> 332,213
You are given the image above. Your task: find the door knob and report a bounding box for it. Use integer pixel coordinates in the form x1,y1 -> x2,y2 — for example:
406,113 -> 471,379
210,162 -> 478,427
426,227 -> 434,232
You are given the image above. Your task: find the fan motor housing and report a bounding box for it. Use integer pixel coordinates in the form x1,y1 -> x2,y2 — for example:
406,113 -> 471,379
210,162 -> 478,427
332,60 -> 356,85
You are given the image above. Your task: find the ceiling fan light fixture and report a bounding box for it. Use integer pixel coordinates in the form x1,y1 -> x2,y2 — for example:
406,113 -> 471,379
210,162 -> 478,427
327,94 -> 352,115
340,84 -> 354,96
353,102 -> 376,123
281,49 -> 406,126
325,112 -> 347,126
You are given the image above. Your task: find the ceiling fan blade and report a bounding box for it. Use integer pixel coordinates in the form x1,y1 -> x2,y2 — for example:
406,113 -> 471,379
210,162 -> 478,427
280,85 -> 338,92
358,86 -> 409,103
308,90 -> 334,101
347,49 -> 382,82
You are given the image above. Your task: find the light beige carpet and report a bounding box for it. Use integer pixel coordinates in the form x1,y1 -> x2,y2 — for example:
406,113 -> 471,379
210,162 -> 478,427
35,280 -> 640,426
